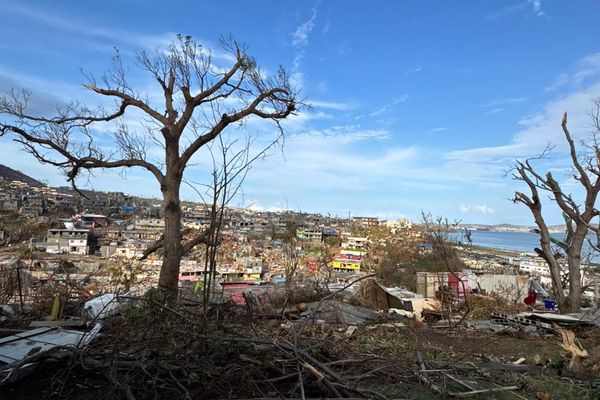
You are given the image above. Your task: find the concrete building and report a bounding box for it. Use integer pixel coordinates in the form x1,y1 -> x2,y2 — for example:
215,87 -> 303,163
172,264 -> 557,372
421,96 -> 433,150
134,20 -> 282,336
46,228 -> 89,254
80,214 -> 108,229
353,216 -> 379,228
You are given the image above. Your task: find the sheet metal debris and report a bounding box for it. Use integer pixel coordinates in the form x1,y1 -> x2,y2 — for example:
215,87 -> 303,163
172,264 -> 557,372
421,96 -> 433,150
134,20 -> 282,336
0,325 -> 101,384
301,299 -> 381,325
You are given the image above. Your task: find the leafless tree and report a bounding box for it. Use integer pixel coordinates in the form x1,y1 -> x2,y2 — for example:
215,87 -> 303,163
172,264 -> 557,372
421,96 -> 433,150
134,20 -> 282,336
0,35 -> 299,296
195,133 -> 269,306
512,99 -> 600,312
421,212 -> 471,324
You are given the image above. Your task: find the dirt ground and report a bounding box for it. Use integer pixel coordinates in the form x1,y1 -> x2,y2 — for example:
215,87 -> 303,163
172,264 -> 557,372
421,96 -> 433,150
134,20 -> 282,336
3,303 -> 600,400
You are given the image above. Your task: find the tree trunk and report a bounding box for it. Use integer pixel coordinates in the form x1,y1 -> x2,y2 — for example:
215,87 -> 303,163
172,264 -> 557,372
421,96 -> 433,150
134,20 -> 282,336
157,173 -> 183,296
565,231 -> 585,312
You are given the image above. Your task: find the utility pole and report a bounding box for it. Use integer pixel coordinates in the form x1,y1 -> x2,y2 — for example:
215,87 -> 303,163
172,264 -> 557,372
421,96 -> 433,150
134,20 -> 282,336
595,277 -> 599,309
16,260 -> 24,312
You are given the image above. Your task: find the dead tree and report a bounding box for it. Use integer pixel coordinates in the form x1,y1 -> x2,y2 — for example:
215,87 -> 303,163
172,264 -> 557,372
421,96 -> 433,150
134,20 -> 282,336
0,35 -> 298,296
421,213 -> 471,324
512,99 -> 600,312
199,134 -> 264,306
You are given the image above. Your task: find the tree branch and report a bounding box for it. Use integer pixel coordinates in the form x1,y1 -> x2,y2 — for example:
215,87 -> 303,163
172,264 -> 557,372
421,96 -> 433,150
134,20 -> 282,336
179,88 -> 294,167
562,112 -> 591,189
1,124 -> 164,183
83,84 -> 168,125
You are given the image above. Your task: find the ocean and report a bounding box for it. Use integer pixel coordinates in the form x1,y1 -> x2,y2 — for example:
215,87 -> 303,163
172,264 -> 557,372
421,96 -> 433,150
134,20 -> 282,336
452,230 -> 599,258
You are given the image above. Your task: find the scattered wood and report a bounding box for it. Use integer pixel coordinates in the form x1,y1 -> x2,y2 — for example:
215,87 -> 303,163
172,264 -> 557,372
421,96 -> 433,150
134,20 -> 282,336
556,326 -> 588,370
448,385 -> 521,397
29,320 -> 86,328
512,357 -> 526,365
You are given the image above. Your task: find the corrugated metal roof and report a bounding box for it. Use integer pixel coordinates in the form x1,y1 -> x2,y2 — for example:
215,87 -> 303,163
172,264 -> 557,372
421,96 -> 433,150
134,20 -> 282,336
0,325 -> 101,364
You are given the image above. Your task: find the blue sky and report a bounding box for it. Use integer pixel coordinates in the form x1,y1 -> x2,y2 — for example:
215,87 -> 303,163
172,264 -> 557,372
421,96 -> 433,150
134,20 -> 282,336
1,1 -> 600,225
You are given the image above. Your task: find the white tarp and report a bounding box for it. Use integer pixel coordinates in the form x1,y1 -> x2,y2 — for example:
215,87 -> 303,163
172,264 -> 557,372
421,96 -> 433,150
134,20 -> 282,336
84,293 -> 120,320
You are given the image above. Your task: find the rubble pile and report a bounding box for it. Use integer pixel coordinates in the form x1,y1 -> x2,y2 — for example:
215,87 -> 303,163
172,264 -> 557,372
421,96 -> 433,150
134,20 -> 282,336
2,278 -> 600,399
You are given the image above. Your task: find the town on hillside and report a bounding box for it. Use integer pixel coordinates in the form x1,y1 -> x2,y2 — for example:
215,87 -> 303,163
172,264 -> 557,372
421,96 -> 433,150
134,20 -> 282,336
2,165 -> 600,398
2,3 -> 600,397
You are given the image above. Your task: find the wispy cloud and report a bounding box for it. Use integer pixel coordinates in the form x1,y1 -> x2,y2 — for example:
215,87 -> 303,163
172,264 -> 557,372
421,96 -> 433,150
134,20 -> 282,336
486,0 -> 546,21
427,127 -> 448,133
528,0 -> 545,17
322,20 -> 331,36
480,97 -> 528,107
292,125 -> 392,144
309,100 -> 356,111
290,2 -> 320,88
485,108 -> 504,115
0,2 -> 235,61
459,204 -> 495,214
402,66 -> 423,77
446,80 -> 600,163
356,95 -> 408,119
292,6 -> 318,47
546,52 -> 600,92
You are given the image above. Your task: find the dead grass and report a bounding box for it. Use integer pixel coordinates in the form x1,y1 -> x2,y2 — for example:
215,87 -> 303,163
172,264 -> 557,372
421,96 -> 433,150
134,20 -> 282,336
462,294 -> 527,320
4,293 -> 600,400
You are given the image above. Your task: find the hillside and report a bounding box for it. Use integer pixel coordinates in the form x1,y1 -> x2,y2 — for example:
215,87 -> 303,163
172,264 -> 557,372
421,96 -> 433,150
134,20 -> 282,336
0,164 -> 44,187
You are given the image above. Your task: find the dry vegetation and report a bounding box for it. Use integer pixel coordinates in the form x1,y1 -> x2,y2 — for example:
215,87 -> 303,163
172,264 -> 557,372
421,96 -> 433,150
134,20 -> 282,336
3,287 -> 600,400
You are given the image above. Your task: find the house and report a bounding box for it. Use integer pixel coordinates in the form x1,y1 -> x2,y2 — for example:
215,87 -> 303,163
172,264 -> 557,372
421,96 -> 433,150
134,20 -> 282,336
322,227 -> 339,242
45,228 -> 89,255
342,236 -> 368,250
80,214 -> 108,229
134,218 -> 165,230
330,259 -> 362,271
386,218 -> 413,232
296,228 -> 322,242
352,216 -> 379,228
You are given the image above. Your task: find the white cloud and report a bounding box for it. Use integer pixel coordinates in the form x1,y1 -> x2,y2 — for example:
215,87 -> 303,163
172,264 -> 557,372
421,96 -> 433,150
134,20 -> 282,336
528,0 -> 545,17
485,108 -> 504,115
446,80 -> 600,163
480,97 -> 528,107
292,8 -> 317,47
0,3 -> 235,62
459,204 -> 495,214
428,127 -> 448,133
356,95 -> 408,119
309,100 -> 356,111
546,52 -> 600,92
290,3 -> 320,89
487,0 -> 546,21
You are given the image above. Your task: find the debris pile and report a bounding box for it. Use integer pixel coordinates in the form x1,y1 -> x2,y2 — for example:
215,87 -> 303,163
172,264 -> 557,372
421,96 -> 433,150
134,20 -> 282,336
1,277 -> 600,399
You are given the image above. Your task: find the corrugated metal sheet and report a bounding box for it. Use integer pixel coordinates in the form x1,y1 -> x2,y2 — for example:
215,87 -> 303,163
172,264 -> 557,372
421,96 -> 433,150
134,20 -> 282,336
0,325 -> 101,364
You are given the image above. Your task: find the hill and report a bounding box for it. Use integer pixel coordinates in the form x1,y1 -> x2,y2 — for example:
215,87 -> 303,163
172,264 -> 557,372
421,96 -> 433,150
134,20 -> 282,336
0,164 -> 45,187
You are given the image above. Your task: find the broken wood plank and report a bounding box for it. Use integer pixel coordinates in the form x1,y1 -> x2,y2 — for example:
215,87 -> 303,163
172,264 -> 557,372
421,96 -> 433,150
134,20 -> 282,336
415,351 -> 443,395
29,320 -> 86,328
448,385 -> 520,397
444,373 -> 476,392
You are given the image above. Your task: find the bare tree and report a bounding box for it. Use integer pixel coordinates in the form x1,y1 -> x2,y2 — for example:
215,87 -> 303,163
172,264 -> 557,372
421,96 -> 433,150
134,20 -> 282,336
0,35 -> 299,296
196,133 -> 269,306
421,213 -> 471,324
512,99 -> 600,313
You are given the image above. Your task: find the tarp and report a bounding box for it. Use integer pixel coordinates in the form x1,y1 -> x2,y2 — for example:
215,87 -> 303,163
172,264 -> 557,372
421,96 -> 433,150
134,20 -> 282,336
359,279 -> 422,310
84,294 -> 120,320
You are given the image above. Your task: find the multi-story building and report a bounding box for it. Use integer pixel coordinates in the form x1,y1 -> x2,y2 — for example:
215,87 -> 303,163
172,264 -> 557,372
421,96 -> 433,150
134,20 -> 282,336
352,216 -> 379,228
45,228 -> 89,254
